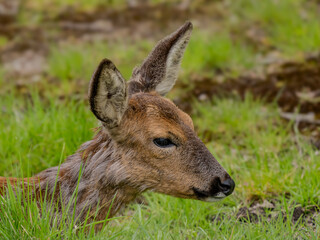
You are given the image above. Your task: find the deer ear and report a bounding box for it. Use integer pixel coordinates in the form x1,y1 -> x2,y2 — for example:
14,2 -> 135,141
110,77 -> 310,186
89,59 -> 128,130
129,21 -> 193,96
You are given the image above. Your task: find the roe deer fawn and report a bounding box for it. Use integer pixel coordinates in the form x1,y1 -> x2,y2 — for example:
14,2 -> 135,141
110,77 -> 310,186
0,22 -> 235,230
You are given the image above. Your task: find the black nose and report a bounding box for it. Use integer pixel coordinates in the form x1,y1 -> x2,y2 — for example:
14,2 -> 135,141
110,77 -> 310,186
218,178 -> 235,196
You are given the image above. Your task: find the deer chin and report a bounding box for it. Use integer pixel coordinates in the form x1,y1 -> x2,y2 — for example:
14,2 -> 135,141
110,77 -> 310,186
192,187 -> 227,202
204,192 -> 227,202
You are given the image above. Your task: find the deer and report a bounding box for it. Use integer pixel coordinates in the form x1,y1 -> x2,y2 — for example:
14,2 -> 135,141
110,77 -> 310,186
0,22 -> 235,231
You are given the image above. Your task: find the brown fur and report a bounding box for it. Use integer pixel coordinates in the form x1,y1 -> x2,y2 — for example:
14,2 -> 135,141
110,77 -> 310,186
0,22 -> 235,231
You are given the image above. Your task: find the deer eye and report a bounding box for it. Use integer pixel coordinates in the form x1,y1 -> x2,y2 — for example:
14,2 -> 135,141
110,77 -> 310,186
153,138 -> 176,148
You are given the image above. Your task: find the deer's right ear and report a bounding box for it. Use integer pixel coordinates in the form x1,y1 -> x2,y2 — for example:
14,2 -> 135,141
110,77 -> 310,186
89,59 -> 128,130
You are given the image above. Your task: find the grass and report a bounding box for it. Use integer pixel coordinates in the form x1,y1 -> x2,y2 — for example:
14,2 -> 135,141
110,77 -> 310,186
0,94 -> 96,177
1,0 -> 320,238
48,40 -> 149,82
0,93 -> 319,239
105,194 -> 319,239
193,96 -> 320,205
230,0 -> 320,54
2,0 -> 319,95
181,32 -> 256,75
0,168 -> 118,239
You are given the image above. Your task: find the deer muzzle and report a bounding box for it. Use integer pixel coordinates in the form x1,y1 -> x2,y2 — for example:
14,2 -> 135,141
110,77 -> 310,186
192,175 -> 235,202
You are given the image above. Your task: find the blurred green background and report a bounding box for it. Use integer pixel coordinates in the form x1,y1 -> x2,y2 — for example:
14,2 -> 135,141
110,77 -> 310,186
0,0 -> 319,239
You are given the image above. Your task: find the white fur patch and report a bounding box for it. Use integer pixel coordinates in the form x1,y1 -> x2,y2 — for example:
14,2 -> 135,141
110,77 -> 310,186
155,28 -> 192,96
204,192 -> 226,202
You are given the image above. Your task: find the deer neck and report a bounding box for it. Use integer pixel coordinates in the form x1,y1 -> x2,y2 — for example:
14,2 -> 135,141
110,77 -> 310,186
36,129 -> 139,223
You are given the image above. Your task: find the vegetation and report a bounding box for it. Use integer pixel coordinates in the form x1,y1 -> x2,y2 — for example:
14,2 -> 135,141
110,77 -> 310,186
0,0 -> 319,239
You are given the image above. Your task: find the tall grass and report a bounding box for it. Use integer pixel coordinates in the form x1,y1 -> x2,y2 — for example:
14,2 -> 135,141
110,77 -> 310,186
0,93 -> 319,238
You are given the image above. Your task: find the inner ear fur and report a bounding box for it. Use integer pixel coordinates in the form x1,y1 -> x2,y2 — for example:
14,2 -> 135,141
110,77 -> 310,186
89,59 -> 128,130
128,21 -> 193,96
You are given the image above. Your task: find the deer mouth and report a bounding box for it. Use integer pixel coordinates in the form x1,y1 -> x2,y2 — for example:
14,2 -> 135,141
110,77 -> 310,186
203,192 -> 227,202
192,176 -> 235,201
192,187 -> 226,202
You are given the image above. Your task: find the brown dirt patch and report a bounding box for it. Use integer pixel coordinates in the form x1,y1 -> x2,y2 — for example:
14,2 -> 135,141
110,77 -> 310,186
176,53 -> 320,144
209,200 -> 319,228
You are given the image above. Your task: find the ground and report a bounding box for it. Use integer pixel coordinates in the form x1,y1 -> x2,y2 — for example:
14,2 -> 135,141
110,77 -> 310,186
0,0 -> 319,239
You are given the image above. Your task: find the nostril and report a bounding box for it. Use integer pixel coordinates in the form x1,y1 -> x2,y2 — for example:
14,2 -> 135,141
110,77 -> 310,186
218,178 -> 235,196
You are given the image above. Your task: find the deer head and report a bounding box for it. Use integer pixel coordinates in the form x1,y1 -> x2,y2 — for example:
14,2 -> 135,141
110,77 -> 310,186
88,22 -> 235,202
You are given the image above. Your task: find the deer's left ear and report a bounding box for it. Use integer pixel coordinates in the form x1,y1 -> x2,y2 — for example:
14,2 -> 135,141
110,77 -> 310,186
89,59 -> 128,130
129,22 -> 193,96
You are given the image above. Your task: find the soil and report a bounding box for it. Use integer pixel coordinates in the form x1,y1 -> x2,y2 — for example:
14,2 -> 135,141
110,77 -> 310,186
176,53 -> 320,146
208,200 -> 319,228
0,1 -> 319,229
1,1 -> 319,144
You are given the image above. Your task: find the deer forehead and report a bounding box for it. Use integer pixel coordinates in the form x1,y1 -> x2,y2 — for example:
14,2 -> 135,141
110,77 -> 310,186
127,93 -> 194,140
